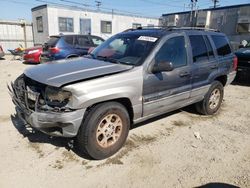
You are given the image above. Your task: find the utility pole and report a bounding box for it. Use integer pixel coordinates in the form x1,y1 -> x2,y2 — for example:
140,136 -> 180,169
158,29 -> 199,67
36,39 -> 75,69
212,0 -> 219,8
95,1 -> 102,10
190,0 -> 198,27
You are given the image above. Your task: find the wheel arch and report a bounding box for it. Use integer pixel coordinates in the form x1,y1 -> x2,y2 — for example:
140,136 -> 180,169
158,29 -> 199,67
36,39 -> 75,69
66,54 -> 79,59
83,97 -> 134,124
214,75 -> 227,86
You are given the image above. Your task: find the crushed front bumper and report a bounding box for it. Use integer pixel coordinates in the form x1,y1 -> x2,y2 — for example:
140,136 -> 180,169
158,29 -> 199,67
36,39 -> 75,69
8,82 -> 85,137
16,106 -> 85,137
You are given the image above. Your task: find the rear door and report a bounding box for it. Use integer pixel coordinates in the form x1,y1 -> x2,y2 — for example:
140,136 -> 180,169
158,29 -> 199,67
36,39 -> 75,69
210,35 -> 233,74
75,35 -> 92,55
143,33 -> 192,116
188,34 -> 217,96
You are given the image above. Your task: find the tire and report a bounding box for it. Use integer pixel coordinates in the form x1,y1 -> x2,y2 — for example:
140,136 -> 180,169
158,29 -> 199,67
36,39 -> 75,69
77,102 -> 130,160
195,81 -> 224,115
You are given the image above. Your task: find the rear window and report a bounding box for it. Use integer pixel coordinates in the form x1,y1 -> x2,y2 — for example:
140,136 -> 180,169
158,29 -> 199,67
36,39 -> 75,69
211,35 -> 231,56
45,37 -> 59,47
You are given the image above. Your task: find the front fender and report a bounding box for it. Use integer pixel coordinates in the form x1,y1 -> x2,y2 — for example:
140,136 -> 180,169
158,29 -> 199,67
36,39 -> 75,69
63,67 -> 143,119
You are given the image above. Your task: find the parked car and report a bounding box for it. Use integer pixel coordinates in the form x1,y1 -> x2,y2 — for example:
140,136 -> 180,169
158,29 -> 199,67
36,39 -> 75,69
0,44 -> 5,58
23,46 -> 43,64
235,41 -> 250,83
9,27 -> 237,159
40,34 -> 104,62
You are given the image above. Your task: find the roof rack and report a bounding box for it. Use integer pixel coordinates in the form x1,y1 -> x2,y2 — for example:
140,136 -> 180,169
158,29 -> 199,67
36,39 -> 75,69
170,27 -> 219,32
123,26 -> 219,32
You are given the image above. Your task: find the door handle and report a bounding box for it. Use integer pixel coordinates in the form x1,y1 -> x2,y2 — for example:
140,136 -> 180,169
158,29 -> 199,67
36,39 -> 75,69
179,72 -> 190,77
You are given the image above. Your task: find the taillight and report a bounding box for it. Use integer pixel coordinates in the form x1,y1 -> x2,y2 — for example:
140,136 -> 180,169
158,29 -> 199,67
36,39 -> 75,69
49,47 -> 60,54
233,56 -> 238,71
0,46 -> 3,52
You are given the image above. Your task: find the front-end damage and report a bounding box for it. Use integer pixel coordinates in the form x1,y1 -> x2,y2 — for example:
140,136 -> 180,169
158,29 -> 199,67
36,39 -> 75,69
8,74 -> 85,137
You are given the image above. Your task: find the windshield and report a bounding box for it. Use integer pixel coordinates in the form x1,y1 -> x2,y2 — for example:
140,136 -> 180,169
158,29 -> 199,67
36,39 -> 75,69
45,36 -> 59,47
89,34 -> 159,66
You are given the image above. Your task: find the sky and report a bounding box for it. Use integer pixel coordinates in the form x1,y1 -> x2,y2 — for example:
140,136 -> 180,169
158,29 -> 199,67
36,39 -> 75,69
0,0 -> 249,21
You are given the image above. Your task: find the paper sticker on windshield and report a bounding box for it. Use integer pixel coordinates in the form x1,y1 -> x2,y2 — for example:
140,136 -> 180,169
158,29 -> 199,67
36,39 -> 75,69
137,36 -> 158,42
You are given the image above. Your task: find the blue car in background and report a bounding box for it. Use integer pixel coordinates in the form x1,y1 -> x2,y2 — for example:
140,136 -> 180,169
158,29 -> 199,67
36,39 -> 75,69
40,34 -> 104,62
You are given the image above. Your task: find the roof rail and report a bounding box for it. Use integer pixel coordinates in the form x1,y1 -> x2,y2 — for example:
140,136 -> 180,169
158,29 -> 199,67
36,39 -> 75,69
123,26 -> 219,32
170,27 -> 219,32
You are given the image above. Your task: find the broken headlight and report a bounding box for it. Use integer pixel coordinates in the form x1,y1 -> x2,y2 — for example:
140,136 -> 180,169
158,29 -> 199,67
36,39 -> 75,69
45,86 -> 72,107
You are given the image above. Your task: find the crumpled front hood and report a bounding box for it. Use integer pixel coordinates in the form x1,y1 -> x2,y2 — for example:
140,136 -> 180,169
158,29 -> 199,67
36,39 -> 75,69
24,57 -> 133,87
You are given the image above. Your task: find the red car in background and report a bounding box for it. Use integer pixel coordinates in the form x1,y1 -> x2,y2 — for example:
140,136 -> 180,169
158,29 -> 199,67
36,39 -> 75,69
0,45 -> 5,58
23,46 -> 42,64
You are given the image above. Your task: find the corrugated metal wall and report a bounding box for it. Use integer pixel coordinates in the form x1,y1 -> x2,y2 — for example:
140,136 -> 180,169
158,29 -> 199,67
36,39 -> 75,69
0,20 -> 34,53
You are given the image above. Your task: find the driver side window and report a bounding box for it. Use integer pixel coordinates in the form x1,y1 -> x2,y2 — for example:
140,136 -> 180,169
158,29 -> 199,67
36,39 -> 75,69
155,36 -> 187,68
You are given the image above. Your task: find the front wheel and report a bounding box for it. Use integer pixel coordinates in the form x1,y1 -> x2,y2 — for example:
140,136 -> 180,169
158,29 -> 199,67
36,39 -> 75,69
77,102 -> 130,160
196,81 -> 224,115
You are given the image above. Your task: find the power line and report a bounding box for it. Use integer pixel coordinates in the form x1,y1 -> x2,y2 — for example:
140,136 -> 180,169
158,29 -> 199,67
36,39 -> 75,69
37,0 -> 156,17
95,1 -> 102,10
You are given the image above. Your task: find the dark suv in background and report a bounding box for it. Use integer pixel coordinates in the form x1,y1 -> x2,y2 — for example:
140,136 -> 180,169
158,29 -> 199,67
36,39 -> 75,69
40,34 -> 104,62
235,40 -> 250,83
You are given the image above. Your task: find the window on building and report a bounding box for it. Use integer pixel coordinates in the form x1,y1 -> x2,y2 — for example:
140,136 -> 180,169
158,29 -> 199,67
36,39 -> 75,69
147,24 -> 154,28
189,35 -> 209,62
155,36 -> 187,68
58,17 -> 74,32
101,21 -> 112,34
237,23 -> 250,33
211,35 -> 231,56
132,23 -> 141,29
36,16 -> 43,33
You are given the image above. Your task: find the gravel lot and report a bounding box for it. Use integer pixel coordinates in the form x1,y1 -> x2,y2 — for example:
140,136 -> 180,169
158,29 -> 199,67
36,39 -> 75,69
0,55 -> 249,188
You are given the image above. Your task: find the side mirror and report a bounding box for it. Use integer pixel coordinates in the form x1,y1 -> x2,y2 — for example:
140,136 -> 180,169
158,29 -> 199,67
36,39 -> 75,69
152,61 -> 174,73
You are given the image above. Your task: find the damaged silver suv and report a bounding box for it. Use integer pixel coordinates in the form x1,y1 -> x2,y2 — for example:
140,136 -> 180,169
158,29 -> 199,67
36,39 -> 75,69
9,27 -> 237,159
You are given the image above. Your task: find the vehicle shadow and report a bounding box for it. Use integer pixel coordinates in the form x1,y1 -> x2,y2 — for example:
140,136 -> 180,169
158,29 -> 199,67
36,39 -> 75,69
231,80 -> 250,87
22,62 -> 39,65
0,57 -> 5,60
10,105 -> 199,160
10,113 -> 92,159
195,182 -> 240,188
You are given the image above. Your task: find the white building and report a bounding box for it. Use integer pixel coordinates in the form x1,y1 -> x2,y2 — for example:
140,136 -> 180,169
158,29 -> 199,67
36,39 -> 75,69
32,4 -> 159,45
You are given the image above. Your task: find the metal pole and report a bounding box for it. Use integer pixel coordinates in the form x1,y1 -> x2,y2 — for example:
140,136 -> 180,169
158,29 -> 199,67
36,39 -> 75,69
23,22 -> 27,48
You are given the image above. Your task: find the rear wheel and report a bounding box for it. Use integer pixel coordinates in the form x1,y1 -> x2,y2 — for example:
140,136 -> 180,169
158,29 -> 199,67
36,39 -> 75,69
77,102 -> 130,160
196,81 -> 224,115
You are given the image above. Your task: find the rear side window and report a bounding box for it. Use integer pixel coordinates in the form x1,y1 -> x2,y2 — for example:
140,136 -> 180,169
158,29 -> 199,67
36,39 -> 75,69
63,36 -> 74,45
211,35 -> 231,56
189,35 -> 209,62
76,36 -> 92,47
204,35 -> 214,58
155,36 -> 187,68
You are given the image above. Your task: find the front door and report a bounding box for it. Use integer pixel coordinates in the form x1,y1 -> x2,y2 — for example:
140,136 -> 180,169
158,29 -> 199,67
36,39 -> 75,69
80,19 -> 91,35
143,34 -> 192,116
